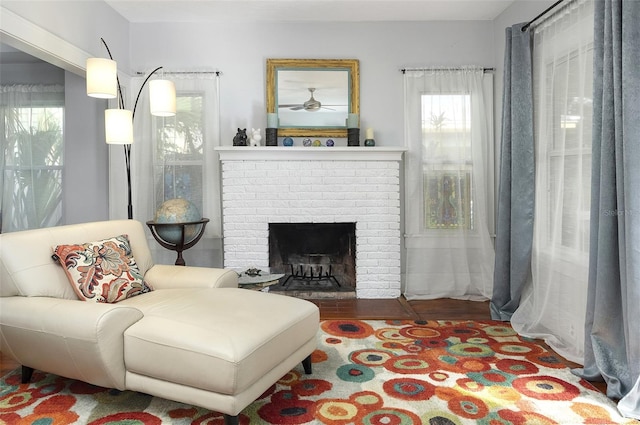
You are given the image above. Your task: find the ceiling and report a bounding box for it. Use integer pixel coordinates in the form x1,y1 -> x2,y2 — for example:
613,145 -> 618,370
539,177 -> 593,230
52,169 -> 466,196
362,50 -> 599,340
104,0 -> 517,23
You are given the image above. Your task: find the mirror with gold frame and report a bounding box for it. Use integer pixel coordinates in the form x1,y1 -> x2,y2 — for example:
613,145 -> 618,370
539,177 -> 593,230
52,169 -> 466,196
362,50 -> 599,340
266,58 -> 359,138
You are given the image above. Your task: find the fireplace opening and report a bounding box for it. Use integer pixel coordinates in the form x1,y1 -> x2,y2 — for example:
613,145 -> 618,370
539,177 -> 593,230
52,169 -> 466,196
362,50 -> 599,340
268,222 -> 356,294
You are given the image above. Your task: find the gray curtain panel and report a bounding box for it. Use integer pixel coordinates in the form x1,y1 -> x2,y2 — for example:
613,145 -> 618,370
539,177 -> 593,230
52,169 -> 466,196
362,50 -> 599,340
490,23 -> 535,321
575,0 -> 640,418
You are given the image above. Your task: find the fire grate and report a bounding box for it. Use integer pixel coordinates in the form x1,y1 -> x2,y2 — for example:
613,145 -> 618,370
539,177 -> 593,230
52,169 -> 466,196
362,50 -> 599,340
282,262 -> 342,288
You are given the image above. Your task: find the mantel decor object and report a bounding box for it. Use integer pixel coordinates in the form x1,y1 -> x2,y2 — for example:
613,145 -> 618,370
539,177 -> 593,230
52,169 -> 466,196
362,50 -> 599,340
347,128 -> 360,146
364,127 -> 376,146
248,128 -> 262,146
265,128 -> 278,146
233,128 -> 248,146
266,113 -> 278,146
347,113 -> 360,146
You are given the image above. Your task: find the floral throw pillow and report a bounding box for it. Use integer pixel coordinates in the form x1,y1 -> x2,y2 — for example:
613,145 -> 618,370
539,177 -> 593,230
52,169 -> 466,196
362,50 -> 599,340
52,234 -> 153,303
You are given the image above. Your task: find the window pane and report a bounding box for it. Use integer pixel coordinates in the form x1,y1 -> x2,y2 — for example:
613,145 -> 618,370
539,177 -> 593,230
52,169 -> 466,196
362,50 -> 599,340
155,93 -> 205,214
2,104 -> 64,231
424,171 -> 471,229
421,94 -> 471,161
545,46 -> 593,253
421,94 -> 473,230
4,107 -> 63,167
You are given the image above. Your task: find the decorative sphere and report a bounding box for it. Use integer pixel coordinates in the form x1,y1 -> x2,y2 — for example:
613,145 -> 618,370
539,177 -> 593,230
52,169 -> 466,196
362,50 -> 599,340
312,139 -> 322,147
154,198 -> 202,245
283,137 -> 294,146
302,138 -> 312,147
326,139 -> 334,147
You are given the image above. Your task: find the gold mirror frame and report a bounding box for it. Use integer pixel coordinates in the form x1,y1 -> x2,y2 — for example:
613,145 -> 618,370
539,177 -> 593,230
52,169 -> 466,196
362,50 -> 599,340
266,59 -> 359,138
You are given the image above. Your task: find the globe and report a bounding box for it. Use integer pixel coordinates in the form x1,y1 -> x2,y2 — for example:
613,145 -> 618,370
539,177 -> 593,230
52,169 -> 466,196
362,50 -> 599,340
154,198 -> 202,245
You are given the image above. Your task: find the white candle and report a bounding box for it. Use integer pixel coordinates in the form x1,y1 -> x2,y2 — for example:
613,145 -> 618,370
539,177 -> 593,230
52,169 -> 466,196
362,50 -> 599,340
366,128 -> 374,139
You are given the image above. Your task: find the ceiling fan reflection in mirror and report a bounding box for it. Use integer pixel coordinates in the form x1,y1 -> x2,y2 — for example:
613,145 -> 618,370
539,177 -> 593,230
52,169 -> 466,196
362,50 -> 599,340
279,88 -> 337,112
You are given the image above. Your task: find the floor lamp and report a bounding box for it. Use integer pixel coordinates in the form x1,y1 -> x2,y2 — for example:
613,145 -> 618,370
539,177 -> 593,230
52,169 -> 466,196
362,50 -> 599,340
86,38 -> 176,219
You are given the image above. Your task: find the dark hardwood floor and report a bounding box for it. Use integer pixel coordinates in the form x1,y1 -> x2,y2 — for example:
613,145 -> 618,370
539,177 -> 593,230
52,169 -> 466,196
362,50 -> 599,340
310,297 -> 491,321
0,297 -> 606,394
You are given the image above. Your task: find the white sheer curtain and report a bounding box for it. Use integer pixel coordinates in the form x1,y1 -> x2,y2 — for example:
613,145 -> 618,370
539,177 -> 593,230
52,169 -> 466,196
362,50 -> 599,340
403,67 -> 495,300
511,0 -> 594,363
0,84 -> 64,232
114,72 -> 222,267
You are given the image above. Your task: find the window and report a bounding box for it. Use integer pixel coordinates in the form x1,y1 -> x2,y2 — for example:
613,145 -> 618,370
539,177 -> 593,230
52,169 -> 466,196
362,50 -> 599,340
546,53 -> 593,253
421,94 -> 473,230
0,85 -> 64,232
534,14 -> 594,255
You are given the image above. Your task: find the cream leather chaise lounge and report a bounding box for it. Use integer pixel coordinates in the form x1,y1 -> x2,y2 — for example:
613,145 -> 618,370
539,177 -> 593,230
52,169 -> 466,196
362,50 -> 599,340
0,219 -> 319,425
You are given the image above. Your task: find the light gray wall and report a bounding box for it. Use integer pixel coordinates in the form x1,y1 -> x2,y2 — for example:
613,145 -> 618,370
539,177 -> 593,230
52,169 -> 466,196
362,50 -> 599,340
0,62 -> 64,84
63,71 -> 110,224
131,20 -> 496,147
1,0 -> 555,238
1,1 -> 130,70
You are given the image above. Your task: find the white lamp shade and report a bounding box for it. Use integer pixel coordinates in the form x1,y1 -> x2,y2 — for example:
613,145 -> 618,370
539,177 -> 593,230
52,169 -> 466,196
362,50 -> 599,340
86,58 -> 118,99
105,109 -> 133,144
149,79 -> 176,116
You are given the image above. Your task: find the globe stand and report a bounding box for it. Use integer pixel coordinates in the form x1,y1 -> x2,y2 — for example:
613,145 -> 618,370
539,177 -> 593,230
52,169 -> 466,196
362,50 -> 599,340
146,218 -> 209,266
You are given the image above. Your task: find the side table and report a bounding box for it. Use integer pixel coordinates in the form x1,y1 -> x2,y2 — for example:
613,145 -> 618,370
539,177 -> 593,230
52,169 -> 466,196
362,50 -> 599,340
238,271 -> 285,291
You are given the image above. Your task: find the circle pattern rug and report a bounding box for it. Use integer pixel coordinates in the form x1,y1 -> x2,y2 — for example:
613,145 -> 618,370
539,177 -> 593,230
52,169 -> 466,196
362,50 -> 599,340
0,320 -> 635,424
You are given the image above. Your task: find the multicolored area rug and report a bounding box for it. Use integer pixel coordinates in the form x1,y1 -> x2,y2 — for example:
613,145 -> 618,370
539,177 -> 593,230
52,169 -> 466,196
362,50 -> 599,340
1,320 -> 636,424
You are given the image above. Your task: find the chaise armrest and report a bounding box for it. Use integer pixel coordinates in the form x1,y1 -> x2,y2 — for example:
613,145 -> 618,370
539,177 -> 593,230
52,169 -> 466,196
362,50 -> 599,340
0,296 -> 143,390
143,264 -> 238,290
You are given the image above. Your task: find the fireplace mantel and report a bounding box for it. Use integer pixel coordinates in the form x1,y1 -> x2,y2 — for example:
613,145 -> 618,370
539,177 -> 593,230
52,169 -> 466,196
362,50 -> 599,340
216,146 -> 406,161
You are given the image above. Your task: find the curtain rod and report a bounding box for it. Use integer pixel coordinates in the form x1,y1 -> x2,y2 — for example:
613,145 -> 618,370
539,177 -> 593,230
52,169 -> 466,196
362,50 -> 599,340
135,71 -> 221,76
521,0 -> 565,31
401,67 -> 495,73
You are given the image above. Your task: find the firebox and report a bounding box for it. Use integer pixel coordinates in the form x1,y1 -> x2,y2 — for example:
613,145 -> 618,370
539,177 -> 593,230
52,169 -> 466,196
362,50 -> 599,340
268,222 -> 356,291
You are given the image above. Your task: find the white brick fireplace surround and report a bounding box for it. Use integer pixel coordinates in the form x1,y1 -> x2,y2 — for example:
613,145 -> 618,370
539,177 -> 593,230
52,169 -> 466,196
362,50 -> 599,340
217,147 -> 406,298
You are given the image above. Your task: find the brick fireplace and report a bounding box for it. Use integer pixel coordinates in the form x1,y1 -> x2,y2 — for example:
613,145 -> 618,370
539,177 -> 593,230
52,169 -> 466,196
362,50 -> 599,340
217,146 -> 405,298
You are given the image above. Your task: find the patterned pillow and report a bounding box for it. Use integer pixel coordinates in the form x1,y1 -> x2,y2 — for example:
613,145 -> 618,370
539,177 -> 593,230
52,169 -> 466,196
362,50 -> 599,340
52,234 -> 153,303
